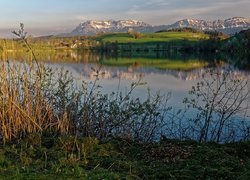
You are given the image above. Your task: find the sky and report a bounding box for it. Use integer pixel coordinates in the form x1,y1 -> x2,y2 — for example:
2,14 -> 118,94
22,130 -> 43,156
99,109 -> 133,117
0,0 -> 249,37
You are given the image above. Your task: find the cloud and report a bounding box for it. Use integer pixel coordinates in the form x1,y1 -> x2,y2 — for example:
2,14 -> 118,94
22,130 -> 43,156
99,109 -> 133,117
0,0 -> 249,37
125,0 -> 250,24
145,0 -> 169,6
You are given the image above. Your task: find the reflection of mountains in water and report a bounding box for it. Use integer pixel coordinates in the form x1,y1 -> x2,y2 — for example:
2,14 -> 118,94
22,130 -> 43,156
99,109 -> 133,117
68,63 -> 250,81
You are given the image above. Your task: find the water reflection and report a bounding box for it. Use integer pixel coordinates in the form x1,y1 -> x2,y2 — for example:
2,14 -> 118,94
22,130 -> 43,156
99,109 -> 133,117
1,50 -> 250,93
1,50 -> 250,80
1,50 -> 249,141
0,50 -> 101,62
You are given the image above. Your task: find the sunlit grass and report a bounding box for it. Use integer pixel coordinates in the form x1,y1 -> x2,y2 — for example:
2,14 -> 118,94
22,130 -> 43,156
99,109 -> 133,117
95,32 -> 209,43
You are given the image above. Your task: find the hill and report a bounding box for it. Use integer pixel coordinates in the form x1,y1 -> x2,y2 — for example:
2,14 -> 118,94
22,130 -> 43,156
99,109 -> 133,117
221,29 -> 250,52
94,31 -> 209,44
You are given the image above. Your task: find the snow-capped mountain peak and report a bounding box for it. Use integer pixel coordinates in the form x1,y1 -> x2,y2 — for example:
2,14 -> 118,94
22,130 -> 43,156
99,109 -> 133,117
167,17 -> 250,32
71,19 -> 152,35
84,20 -> 114,29
68,17 -> 250,36
117,19 -> 149,28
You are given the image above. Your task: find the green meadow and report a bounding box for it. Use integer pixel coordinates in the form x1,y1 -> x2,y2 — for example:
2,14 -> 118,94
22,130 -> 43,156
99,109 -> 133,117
95,31 -> 209,44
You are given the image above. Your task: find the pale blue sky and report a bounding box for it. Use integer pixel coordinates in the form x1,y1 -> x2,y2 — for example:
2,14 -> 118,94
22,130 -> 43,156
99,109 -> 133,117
0,0 -> 249,37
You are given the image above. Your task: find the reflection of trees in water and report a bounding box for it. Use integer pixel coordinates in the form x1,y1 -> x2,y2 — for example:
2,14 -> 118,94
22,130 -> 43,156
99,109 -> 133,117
0,50 -> 102,62
1,51 -> 249,82
219,52 -> 250,70
1,50 -> 249,70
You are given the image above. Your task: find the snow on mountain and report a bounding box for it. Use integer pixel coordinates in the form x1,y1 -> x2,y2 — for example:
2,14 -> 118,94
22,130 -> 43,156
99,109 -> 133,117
166,17 -> 250,34
67,17 -> 250,36
71,19 -> 152,35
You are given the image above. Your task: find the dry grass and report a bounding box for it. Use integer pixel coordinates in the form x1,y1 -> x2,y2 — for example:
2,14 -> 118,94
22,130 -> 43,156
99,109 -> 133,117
0,62 -> 72,143
0,60 -> 166,144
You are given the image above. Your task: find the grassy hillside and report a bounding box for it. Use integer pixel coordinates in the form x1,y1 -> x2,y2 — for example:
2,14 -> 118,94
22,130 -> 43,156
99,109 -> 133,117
94,32 -> 209,44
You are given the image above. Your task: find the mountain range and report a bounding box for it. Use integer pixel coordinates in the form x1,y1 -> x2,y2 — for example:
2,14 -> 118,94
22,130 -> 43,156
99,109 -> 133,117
64,17 -> 250,36
70,19 -> 151,35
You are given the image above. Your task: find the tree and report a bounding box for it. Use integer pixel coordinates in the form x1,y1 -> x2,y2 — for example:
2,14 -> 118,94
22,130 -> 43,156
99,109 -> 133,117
184,69 -> 250,142
128,29 -> 142,39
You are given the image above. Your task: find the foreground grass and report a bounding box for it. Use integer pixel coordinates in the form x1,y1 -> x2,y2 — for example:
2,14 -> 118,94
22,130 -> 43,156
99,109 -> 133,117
0,134 -> 249,179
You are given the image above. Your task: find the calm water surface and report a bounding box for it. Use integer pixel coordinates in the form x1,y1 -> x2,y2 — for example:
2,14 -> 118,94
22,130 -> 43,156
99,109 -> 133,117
1,51 -> 250,120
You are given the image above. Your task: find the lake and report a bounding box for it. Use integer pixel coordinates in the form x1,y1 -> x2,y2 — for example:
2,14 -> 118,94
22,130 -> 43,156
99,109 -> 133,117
1,50 -> 250,141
